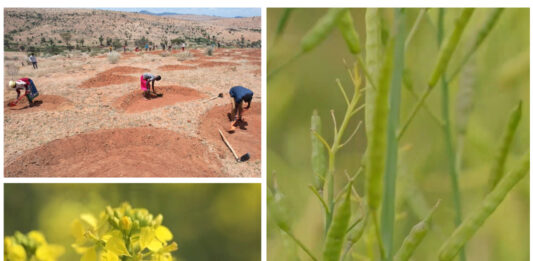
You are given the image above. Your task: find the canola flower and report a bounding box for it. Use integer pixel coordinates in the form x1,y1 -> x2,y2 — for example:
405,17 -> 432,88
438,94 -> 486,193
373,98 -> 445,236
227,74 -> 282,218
4,230 -> 65,261
71,202 -> 178,261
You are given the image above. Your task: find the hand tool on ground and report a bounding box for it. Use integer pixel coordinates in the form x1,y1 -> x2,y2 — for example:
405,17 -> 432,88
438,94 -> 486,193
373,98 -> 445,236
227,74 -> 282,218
8,95 -> 26,107
203,93 -> 224,103
218,129 -> 250,162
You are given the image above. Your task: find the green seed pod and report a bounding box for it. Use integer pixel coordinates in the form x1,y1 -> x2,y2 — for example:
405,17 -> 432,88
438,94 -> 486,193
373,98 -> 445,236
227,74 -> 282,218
323,181 -> 352,261
275,8 -> 294,40
267,187 -> 290,231
301,8 -> 348,53
439,152 -> 529,261
337,11 -> 361,54
311,110 -> 328,191
394,201 -> 440,261
455,60 -> 475,135
487,101 -> 522,191
472,9 -> 503,50
364,8 -> 382,140
366,40 -> 395,211
428,8 -> 475,87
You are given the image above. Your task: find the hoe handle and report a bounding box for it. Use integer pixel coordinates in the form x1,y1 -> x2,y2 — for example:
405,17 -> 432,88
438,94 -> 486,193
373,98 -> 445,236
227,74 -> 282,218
218,129 -> 239,161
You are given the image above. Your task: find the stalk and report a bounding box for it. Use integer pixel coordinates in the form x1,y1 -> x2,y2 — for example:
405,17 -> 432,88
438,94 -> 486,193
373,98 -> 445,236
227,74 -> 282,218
381,8 -> 406,261
437,9 -> 466,261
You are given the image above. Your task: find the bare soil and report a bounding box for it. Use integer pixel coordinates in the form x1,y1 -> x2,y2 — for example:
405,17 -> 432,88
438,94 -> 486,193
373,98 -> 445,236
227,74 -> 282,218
4,95 -> 74,114
4,127 -> 223,177
114,85 -> 205,113
78,66 -> 147,88
199,103 -> 261,163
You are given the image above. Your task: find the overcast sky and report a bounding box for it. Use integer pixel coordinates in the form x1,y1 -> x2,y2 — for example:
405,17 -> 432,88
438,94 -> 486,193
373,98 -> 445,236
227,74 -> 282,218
97,8 -> 261,17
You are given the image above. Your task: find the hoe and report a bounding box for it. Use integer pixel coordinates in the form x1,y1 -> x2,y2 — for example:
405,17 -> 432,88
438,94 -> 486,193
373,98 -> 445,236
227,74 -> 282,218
218,129 -> 250,162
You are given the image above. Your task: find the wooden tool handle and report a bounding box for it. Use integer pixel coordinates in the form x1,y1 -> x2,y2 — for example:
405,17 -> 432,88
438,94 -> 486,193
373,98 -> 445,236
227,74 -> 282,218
218,129 -> 239,160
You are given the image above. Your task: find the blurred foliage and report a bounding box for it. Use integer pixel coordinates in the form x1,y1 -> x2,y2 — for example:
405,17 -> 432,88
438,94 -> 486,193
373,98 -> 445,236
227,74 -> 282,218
4,184 -> 260,261
267,8 -> 529,260
4,230 -> 65,261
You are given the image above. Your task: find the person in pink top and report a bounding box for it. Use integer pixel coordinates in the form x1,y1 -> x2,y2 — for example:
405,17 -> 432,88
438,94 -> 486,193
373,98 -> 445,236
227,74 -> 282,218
140,73 -> 162,100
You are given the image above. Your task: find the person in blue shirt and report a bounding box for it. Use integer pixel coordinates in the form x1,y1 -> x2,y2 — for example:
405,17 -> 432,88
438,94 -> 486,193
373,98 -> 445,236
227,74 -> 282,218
229,86 -> 253,131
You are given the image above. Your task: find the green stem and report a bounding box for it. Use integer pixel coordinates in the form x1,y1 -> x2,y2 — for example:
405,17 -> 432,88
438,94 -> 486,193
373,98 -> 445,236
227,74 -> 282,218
438,9 -> 466,261
267,51 -> 303,81
281,228 -> 319,261
381,8 -> 405,261
404,8 -> 427,52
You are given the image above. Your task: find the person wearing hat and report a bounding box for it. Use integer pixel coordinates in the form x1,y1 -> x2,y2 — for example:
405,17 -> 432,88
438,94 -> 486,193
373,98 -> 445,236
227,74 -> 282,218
8,78 -> 38,107
140,73 -> 162,100
228,86 -> 253,131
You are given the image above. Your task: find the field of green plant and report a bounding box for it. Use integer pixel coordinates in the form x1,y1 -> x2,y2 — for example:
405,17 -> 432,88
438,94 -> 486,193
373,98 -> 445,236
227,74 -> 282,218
4,184 -> 260,261
267,8 -> 529,261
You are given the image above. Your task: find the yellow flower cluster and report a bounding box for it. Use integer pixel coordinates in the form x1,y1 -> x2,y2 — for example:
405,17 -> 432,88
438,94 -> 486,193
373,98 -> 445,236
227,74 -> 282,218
71,202 -> 178,261
4,231 -> 65,261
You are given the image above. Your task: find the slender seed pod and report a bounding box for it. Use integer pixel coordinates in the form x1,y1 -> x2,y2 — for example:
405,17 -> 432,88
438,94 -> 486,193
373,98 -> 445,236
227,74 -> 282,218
323,181 -> 352,261
337,11 -> 361,54
366,41 -> 394,211
301,8 -> 348,53
449,8 -> 504,81
393,201 -> 440,261
487,101 -> 522,191
275,8 -> 294,41
428,8 -> 475,87
311,110 -> 328,191
267,187 -> 290,231
439,152 -> 530,261
364,8 -> 382,139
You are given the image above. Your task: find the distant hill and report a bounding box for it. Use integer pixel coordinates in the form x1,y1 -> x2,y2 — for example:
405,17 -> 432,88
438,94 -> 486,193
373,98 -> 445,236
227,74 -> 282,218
4,8 -> 261,51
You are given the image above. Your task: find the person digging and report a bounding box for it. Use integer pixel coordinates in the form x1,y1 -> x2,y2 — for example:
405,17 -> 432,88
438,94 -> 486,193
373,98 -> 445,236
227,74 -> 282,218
8,78 -> 39,107
140,73 -> 162,100
228,86 -> 253,132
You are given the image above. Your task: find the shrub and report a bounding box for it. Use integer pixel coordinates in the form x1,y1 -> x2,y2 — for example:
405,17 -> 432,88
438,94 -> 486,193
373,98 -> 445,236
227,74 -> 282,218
107,51 -> 121,64
206,47 -> 214,56
175,51 -> 192,61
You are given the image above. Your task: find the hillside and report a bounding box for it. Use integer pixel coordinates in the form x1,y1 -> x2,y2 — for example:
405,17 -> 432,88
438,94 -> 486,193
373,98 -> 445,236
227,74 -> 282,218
4,8 -> 261,50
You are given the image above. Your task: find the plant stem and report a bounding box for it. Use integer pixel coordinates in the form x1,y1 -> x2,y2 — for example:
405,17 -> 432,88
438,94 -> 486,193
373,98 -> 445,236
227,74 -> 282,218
438,9 -> 466,261
381,8 -> 406,261
281,228 -> 318,261
267,51 -> 303,81
404,8 -> 427,52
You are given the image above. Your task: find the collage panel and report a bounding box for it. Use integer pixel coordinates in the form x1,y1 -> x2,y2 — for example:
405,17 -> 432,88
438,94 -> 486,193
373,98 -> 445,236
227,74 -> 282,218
4,8 -> 261,178
267,8 -> 529,261
4,183 -> 261,260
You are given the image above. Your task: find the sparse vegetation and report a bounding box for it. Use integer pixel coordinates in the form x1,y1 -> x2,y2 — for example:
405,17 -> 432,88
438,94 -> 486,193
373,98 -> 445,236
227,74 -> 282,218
107,51 -> 121,64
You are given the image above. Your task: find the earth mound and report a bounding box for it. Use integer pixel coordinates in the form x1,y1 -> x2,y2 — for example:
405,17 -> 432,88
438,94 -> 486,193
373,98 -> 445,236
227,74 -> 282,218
114,85 -> 204,113
5,127 -> 223,177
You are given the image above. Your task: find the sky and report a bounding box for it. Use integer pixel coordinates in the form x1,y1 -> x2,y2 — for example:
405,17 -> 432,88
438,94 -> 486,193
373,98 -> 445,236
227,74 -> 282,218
98,8 -> 261,17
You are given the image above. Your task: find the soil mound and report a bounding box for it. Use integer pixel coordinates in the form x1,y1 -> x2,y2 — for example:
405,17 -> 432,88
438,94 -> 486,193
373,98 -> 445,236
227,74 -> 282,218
78,66 -> 146,88
199,103 -> 261,162
4,95 -> 74,113
5,127 -> 223,177
157,64 -> 196,71
114,85 -> 204,113
197,61 -> 239,68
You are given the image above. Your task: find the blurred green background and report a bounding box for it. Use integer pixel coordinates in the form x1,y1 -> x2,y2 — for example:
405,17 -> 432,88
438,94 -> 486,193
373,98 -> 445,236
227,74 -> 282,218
4,183 -> 261,261
267,8 -> 529,260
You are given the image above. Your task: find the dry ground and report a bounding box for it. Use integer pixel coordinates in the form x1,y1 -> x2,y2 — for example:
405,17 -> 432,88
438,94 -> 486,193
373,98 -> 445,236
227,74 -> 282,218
4,48 -> 261,177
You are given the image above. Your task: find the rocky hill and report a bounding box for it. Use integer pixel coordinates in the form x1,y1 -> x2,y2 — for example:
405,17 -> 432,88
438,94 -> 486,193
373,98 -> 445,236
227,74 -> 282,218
4,8 -> 261,50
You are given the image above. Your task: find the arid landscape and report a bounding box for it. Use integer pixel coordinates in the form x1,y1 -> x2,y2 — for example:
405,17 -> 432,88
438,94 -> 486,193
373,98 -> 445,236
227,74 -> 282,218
4,9 -> 261,177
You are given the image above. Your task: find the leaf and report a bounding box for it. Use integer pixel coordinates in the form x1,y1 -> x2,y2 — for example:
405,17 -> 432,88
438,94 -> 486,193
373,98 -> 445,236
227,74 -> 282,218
155,226 -> 173,241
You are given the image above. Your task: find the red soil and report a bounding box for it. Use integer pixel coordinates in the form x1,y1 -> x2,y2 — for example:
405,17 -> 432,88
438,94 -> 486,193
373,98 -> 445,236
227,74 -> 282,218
199,103 -> 261,162
114,85 -> 204,113
157,64 -> 196,71
4,95 -> 74,113
78,66 -> 147,88
4,127 -> 224,177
